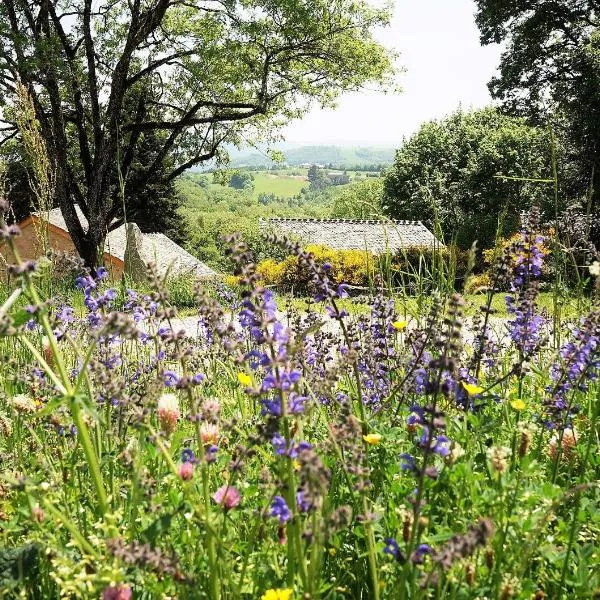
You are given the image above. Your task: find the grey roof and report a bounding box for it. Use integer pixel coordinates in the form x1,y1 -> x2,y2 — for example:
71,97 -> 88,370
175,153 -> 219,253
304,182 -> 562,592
141,233 -> 216,278
39,206 -> 216,278
264,218 -> 442,254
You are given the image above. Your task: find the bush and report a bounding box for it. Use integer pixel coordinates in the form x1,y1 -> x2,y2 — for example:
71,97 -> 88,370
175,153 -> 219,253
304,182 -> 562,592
257,245 -> 374,291
256,244 -> 471,294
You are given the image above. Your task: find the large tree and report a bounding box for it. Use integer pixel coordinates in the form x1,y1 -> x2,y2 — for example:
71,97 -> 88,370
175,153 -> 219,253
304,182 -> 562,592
474,0 -> 600,202
382,107 -> 552,250
0,0 -> 394,267
2,87 -> 189,243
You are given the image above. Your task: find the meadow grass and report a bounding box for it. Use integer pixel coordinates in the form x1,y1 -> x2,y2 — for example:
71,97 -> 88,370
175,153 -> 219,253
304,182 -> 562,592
0,217 -> 599,599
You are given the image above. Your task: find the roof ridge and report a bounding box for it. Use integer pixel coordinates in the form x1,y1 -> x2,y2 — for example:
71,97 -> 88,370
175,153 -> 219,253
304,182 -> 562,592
266,217 -> 423,225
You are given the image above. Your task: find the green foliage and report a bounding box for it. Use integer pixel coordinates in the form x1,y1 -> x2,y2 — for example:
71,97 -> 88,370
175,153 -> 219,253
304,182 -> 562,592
474,1 -> 600,202
180,175 -> 334,270
382,107 -> 553,250
229,171 -> 255,191
0,0 -> 395,266
307,165 -> 331,191
331,178 -> 384,218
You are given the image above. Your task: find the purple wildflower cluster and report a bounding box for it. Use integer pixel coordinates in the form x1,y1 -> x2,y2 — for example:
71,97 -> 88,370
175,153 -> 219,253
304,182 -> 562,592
504,210 -> 547,355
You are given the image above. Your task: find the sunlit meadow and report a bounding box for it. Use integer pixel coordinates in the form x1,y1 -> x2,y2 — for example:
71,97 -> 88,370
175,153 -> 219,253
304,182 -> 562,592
0,200 -> 599,599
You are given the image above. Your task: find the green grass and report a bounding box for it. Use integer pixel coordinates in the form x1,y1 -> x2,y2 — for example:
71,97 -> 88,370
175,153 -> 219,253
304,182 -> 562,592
280,291 -> 592,320
251,171 -> 308,198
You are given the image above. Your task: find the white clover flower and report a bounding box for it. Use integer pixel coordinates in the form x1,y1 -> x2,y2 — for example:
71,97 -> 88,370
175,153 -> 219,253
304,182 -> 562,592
157,393 -> 180,435
11,393 -> 38,414
589,261 -> 600,276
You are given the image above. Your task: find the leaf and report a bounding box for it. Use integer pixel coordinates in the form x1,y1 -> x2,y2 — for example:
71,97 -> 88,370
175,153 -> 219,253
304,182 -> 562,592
11,310 -> 32,328
0,544 -> 40,585
140,513 -> 176,545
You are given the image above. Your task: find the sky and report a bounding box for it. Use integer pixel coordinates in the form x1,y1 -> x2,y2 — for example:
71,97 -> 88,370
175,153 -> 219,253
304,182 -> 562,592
282,0 -> 503,145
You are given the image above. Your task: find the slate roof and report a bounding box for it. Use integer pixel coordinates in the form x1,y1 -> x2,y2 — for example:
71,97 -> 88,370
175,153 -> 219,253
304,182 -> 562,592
264,218 -> 442,254
39,206 -> 216,278
141,232 -> 216,278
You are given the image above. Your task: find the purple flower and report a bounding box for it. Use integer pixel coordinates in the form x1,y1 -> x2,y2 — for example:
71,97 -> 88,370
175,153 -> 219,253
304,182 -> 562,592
411,543 -> 432,564
96,266 -> 108,280
400,453 -> 417,472
181,448 -> 196,463
56,305 -> 75,324
383,537 -> 404,562
272,433 -> 287,455
296,489 -> 312,513
163,370 -> 180,387
288,392 -> 307,414
270,495 -> 292,524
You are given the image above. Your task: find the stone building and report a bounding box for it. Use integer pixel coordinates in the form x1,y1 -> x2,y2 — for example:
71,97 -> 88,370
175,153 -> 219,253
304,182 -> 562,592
1,206 -> 216,281
262,218 -> 442,254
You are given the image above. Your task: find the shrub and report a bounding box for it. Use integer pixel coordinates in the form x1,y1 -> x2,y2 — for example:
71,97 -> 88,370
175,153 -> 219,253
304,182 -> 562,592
257,245 -> 374,291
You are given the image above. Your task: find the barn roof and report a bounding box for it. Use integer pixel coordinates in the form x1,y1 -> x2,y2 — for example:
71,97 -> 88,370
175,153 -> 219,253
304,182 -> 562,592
39,206 -> 216,278
263,218 -> 442,254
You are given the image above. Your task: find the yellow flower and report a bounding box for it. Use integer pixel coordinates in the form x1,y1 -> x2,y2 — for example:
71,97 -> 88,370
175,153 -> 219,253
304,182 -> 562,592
392,320 -> 408,331
462,382 -> 484,396
363,433 -> 382,445
237,372 -> 252,387
510,399 -> 526,411
292,459 -> 301,471
261,589 -> 293,600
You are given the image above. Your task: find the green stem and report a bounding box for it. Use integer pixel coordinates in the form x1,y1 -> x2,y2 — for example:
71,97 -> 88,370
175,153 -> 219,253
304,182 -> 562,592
71,397 -> 109,515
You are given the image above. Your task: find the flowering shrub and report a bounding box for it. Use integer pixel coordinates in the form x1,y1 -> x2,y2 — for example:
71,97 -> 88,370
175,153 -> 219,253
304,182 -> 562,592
257,244 -> 373,290
0,202 -> 600,599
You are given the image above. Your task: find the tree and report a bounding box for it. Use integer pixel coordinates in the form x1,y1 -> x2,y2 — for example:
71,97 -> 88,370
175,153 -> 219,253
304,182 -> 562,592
2,87 -> 188,244
307,164 -> 330,191
331,178 -> 383,218
0,0 -> 394,267
474,0 -> 600,202
382,108 -> 552,250
229,171 -> 254,191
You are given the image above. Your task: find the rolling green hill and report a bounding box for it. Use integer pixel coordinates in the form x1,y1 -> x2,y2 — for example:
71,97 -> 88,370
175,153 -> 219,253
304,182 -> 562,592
228,144 -> 395,168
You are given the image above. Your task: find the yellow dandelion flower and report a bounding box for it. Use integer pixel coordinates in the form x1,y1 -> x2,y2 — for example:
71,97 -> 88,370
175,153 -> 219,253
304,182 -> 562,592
392,320 -> 408,331
237,372 -> 252,387
261,589 -> 293,600
363,433 -> 382,445
510,399 -> 526,411
462,382 -> 484,396
292,459 -> 301,471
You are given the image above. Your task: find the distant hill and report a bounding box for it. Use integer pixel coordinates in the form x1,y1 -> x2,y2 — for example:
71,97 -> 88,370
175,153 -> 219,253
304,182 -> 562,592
228,145 -> 396,168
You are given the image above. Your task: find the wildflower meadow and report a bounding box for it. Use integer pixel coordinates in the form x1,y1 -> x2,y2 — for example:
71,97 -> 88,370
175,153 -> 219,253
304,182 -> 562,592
0,199 -> 599,599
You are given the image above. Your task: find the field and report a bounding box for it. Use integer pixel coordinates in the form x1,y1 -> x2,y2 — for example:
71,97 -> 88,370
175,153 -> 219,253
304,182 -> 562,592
252,171 -> 309,198
1,214 -> 599,599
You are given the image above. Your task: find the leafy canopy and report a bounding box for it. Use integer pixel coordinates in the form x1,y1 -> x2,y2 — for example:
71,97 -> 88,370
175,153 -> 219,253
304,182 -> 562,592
474,0 -> 600,199
382,107 -> 552,250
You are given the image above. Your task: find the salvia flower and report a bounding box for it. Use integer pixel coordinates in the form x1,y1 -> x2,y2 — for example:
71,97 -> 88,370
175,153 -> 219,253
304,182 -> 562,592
383,537 -> 405,562
270,495 -> 292,524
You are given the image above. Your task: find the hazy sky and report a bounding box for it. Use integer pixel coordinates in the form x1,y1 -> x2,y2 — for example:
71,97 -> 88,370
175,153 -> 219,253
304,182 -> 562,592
282,0 -> 503,145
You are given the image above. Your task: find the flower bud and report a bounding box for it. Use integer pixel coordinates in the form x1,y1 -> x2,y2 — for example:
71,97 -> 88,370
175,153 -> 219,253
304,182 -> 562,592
178,462 -> 194,481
